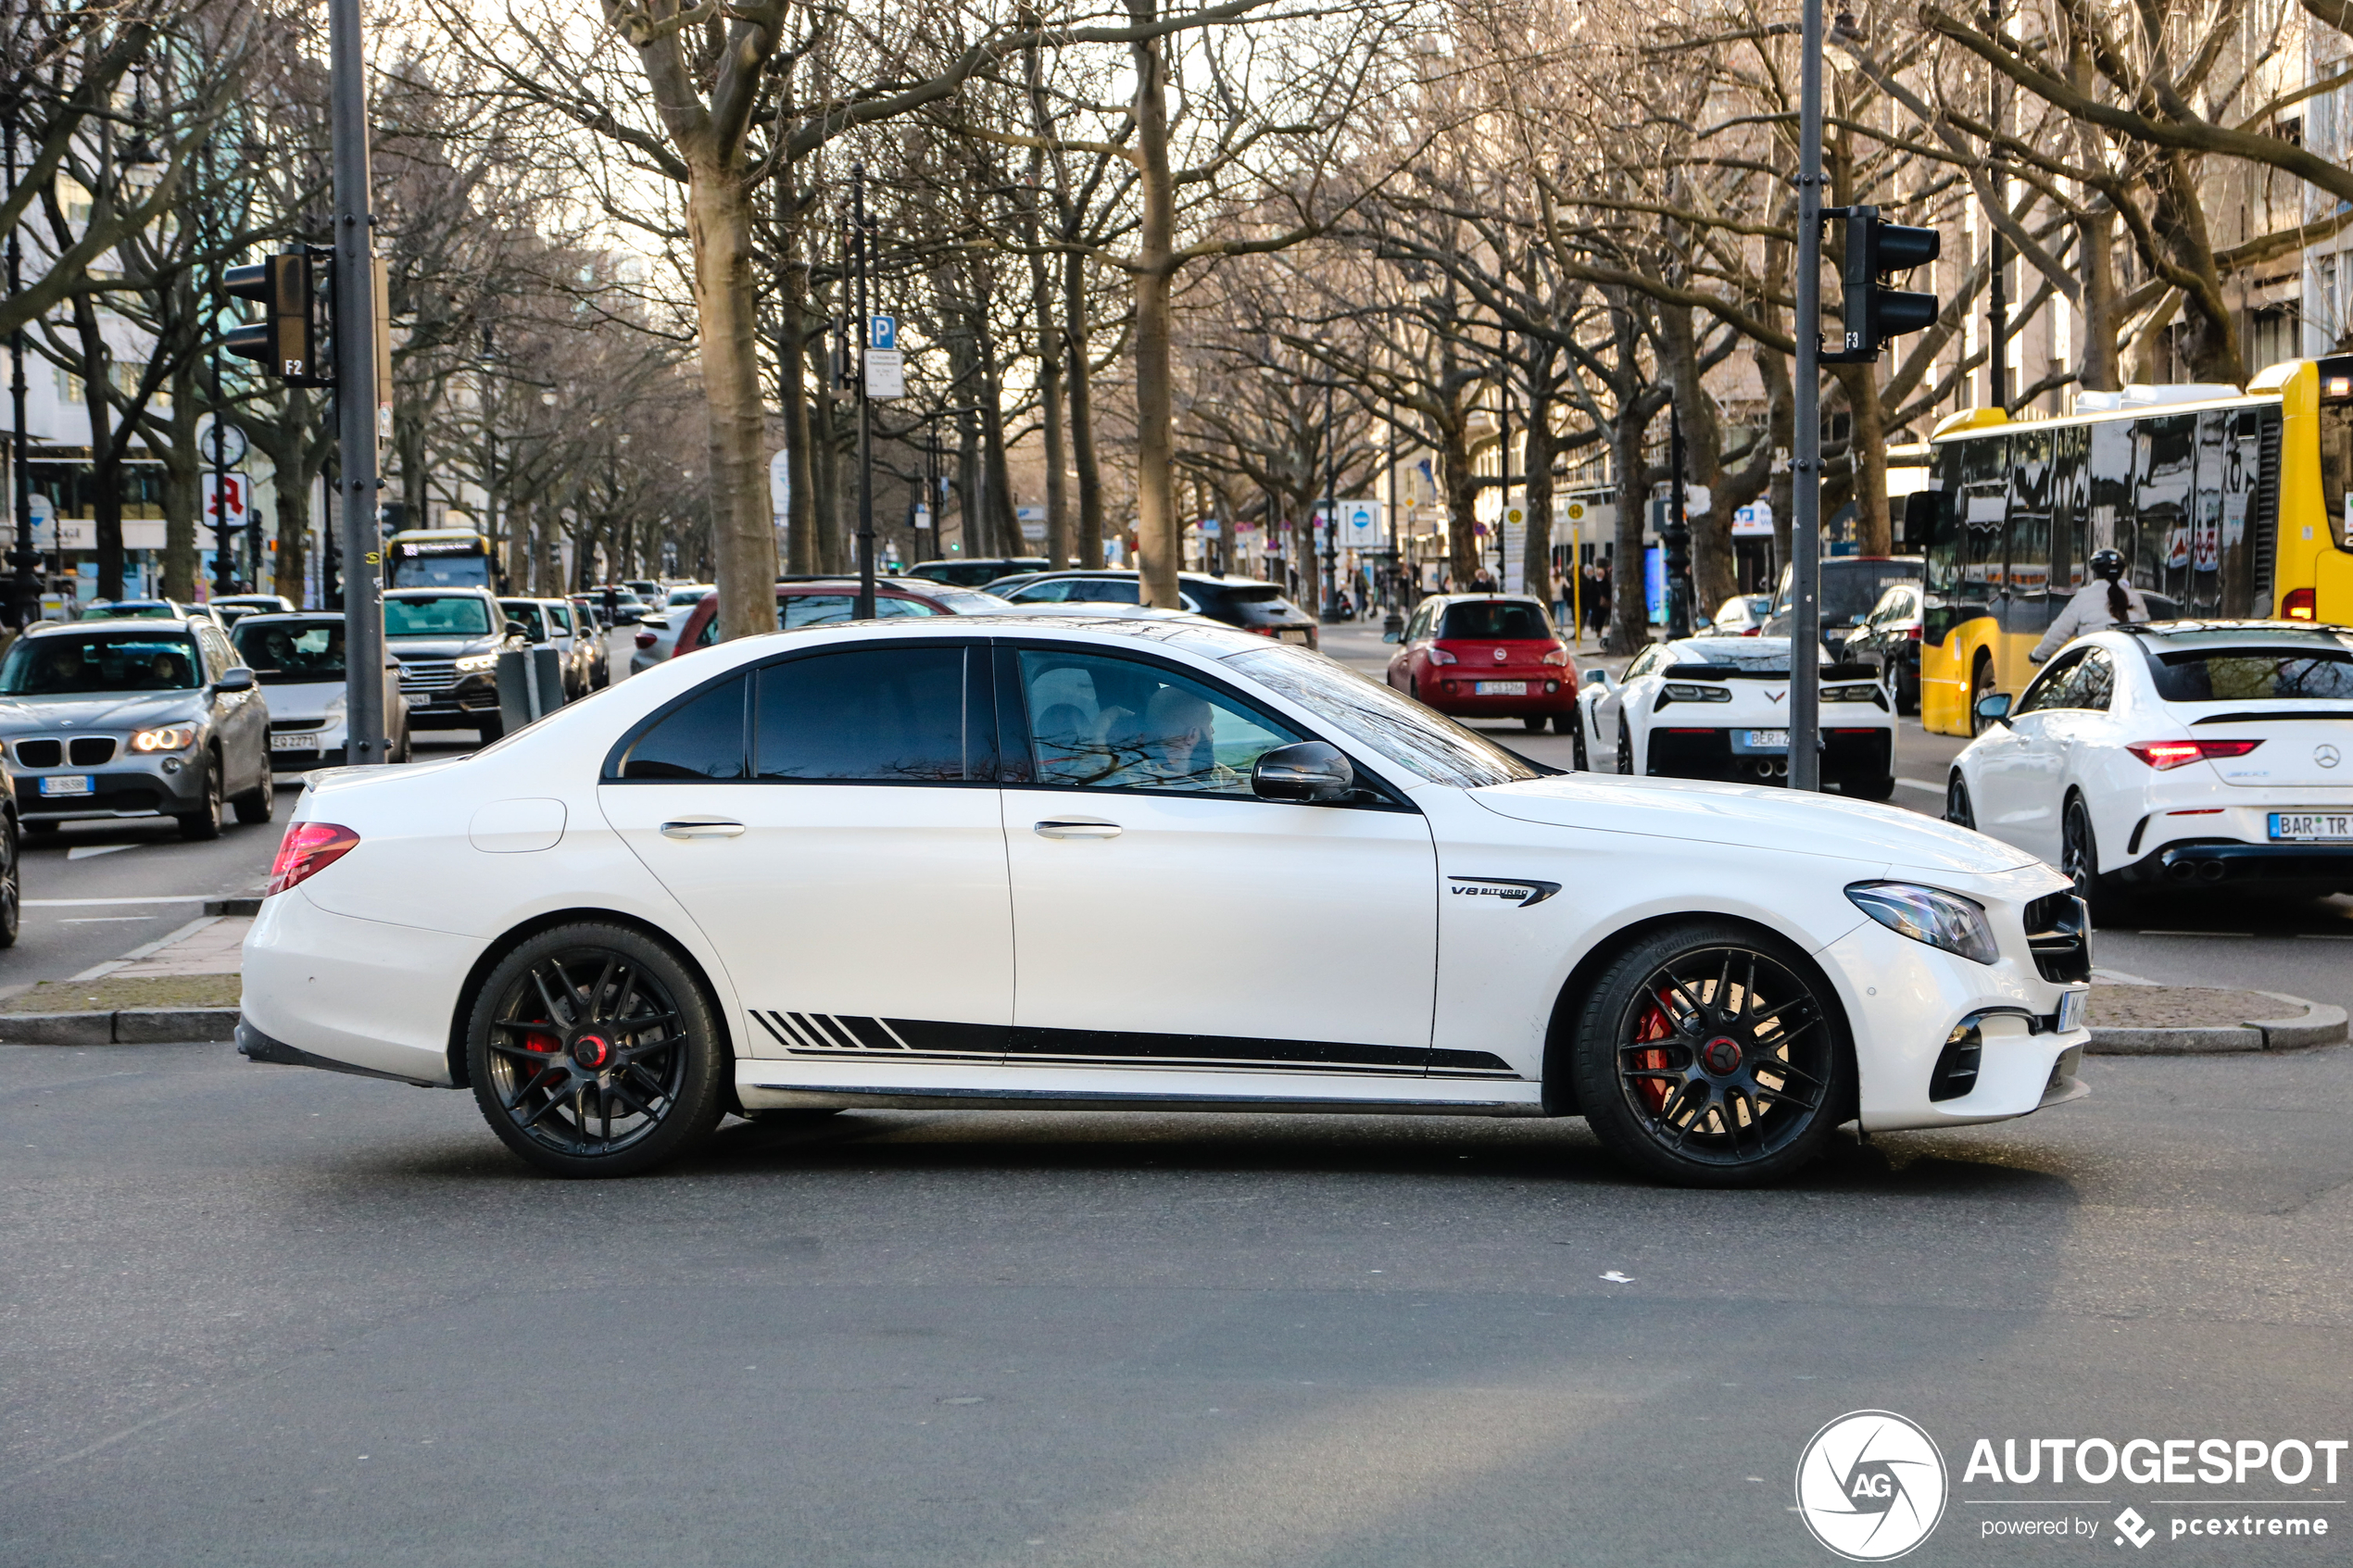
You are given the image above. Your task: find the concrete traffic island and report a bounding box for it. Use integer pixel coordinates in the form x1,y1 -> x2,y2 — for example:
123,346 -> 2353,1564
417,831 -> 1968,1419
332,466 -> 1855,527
2087,983 -> 2347,1054
0,916 -> 246,1045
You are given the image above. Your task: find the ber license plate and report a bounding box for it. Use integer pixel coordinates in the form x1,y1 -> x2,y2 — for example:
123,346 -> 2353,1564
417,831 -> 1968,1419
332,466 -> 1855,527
37,774 -> 92,797
2270,812 -> 2353,841
1475,681 -> 1528,696
1277,627 -> 1313,643
1744,729 -> 1791,749
2056,989 -> 2088,1033
270,733 -> 320,753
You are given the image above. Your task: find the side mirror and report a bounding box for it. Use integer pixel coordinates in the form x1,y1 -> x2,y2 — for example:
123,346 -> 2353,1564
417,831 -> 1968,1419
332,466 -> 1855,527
216,666 -> 257,693
1581,668 -> 1613,689
1380,629 -> 1401,644
1252,740 -> 1353,803
1975,693 -> 2013,726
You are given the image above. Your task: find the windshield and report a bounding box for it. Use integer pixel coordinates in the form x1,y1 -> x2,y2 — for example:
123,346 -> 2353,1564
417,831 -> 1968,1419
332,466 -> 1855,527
922,586 -> 1014,614
0,633 -> 202,695
1775,560 -> 1923,622
1225,644 -> 1537,788
385,596 -> 494,637
232,621 -> 344,684
80,602 -> 175,621
1673,638 -> 1811,674
2149,646 -> 2353,702
500,602 -> 547,639
1440,601 -> 1553,640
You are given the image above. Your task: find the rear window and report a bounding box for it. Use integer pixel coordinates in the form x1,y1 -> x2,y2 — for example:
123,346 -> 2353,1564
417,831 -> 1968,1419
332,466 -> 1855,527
1227,585 -> 1303,622
233,621 -> 344,683
1440,601 -> 1553,640
2148,646 -> 2353,702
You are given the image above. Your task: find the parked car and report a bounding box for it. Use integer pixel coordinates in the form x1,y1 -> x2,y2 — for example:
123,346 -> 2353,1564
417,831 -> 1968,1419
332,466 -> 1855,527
623,579 -> 661,598
1843,581 -> 1926,714
1707,593 -> 1773,636
905,556 -> 1050,588
568,596 -> 613,687
240,615 -> 2092,1186
230,612 -> 411,771
629,588 -> 715,677
211,594 -> 297,629
988,571 -> 1319,647
0,617 -> 272,839
671,578 -> 1013,655
1763,556 -> 1924,655
1948,621 -> 2353,914
386,588 -> 521,742
1385,594 -> 1578,733
1578,636 -> 1894,797
501,597 -> 598,699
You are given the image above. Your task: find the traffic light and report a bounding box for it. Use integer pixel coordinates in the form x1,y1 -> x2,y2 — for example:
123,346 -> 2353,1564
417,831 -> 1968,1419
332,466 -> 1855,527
1833,207 -> 1940,360
222,249 -> 325,385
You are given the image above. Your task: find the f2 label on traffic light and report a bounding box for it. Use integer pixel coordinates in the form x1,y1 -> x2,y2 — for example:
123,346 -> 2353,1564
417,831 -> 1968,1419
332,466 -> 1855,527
223,249 -> 331,388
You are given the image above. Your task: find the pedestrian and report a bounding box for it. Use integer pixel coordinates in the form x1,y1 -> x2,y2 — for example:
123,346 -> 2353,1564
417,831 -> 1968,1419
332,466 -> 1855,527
2032,548 -> 2148,661
1552,570 -> 1571,629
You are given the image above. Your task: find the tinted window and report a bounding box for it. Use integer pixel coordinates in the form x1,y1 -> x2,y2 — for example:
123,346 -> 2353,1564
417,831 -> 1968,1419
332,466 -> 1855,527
755,647 -> 966,782
233,622 -> 345,683
618,675 -> 747,779
2015,649 -> 2086,716
1064,578 -> 1141,605
385,596 -> 493,637
2073,648 -> 2115,711
1440,601 -> 1552,639
2149,646 -> 2353,702
1018,648 -> 1296,795
0,634 -> 203,694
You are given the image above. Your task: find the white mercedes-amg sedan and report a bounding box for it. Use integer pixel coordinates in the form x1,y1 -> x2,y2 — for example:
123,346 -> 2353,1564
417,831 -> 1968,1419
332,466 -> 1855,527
240,616 -> 2091,1185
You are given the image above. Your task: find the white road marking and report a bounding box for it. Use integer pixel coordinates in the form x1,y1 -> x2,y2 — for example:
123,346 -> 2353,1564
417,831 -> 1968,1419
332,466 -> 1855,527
65,844 -> 142,860
1895,777 -> 1944,793
59,917 -> 164,923
23,897 -> 209,907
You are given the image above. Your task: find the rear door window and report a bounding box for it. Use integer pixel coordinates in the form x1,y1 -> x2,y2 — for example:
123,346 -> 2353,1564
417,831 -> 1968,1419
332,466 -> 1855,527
614,675 -> 748,779
754,646 -> 970,782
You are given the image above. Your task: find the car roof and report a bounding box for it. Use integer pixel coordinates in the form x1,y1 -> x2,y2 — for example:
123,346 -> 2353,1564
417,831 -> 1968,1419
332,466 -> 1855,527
670,610 -> 1275,661
386,585 -> 494,597
2111,620 -> 2353,651
229,611 -> 338,624
31,616 -> 200,635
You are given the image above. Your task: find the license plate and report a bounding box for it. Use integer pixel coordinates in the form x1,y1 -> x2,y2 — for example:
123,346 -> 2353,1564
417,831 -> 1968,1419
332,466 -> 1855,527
37,775 -> 92,797
270,733 -> 321,753
1475,681 -> 1528,696
2271,812 -> 2353,841
1277,627 -> 1313,643
1744,729 -> 1791,749
2056,989 -> 2088,1033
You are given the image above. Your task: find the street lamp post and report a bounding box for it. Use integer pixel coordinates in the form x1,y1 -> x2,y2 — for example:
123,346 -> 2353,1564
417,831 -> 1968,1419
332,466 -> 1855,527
1320,374 -> 1340,622
1790,0 -> 1828,792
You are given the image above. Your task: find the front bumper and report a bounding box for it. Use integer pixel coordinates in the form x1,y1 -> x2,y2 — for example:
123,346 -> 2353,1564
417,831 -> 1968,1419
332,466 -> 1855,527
401,673 -> 499,728
12,753 -> 208,821
2119,838 -> 2353,892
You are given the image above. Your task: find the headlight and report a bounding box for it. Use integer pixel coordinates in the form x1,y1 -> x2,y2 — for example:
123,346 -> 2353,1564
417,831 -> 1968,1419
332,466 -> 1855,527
453,653 -> 497,672
1657,682 -> 1733,707
1845,881 -> 1999,966
130,724 -> 197,753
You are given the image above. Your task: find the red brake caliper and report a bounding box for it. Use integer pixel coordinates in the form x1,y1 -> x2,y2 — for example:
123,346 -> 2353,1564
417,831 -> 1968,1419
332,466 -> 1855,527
1632,990 -> 1675,1113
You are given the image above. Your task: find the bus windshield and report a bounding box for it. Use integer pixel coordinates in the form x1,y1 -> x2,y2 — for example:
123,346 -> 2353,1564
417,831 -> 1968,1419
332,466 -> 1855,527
388,534 -> 494,589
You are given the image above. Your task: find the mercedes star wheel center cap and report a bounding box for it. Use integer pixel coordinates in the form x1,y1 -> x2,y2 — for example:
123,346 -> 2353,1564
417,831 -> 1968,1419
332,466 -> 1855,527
1703,1036 -> 1744,1075
571,1034 -> 611,1070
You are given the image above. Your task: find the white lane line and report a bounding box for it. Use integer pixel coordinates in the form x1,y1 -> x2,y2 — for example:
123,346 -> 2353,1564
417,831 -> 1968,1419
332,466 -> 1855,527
1895,777 -> 1944,793
59,917 -> 166,924
65,844 -> 142,860
24,897 -> 209,907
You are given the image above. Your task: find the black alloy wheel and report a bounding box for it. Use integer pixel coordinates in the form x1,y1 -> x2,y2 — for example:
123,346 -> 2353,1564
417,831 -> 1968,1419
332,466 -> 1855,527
1570,718 -> 1590,771
466,923 -> 725,1178
1944,771 -> 1976,829
1617,718 -> 1635,776
177,751 -> 223,841
0,812 -> 20,947
2061,795 -> 2119,922
1572,922 -> 1847,1185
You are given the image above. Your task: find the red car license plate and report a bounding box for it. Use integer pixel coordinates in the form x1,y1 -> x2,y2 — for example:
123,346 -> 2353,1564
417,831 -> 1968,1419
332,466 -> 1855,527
1474,681 -> 1528,696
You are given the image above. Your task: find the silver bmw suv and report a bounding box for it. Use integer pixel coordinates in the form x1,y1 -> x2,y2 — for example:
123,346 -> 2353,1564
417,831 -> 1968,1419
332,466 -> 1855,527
0,618 -> 274,840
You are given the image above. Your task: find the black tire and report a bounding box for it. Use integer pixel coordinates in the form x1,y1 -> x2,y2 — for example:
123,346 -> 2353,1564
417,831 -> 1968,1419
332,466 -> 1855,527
1969,653 -> 1998,736
465,922 -> 727,1178
1571,922 -> 1850,1186
1945,771 -> 1976,829
1552,711 -> 1576,734
1523,716 -> 1546,733
2062,794 -> 2124,923
1617,718 -> 1636,776
0,813 -> 20,948
177,752 -> 223,841
474,715 -> 504,745
1895,662 -> 1919,717
233,766 -> 275,824
1571,719 -> 1590,771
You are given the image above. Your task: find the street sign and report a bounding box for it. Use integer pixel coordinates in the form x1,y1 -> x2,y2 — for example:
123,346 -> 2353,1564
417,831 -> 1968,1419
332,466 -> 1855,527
1314,499 -> 1386,548
912,504 -> 933,531
869,315 -> 896,351
1197,518 -> 1221,538
1016,506 -> 1047,542
203,472 -> 251,531
864,348 -> 904,399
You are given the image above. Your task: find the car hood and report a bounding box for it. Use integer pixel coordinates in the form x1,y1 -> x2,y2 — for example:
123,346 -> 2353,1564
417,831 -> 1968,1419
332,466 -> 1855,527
389,634 -> 498,659
1470,772 -> 2036,875
0,691 -> 206,732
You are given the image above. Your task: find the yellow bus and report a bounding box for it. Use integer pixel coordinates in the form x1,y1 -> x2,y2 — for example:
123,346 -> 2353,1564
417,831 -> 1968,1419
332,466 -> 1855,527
385,528 -> 497,592
1912,355 -> 2353,735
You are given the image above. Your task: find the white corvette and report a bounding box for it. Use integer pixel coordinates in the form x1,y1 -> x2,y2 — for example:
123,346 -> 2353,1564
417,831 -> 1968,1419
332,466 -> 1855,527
1947,621 -> 2353,912
240,616 -> 2089,1185
1577,637 -> 1898,798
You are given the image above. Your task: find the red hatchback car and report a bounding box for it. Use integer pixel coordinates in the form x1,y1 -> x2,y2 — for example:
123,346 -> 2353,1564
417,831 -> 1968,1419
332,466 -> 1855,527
1386,594 -> 1579,732
667,577 -> 1009,656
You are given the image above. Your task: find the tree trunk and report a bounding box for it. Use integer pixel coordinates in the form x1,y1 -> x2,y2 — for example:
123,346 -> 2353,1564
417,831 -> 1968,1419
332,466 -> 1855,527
977,319 -> 1018,552
779,216 -> 819,575
1128,0 -> 1180,609
1659,304 -> 1736,611
1519,369 -> 1557,601
159,364 -> 200,601
1033,256 -> 1068,571
1441,416 -> 1480,587
1831,362 -> 1892,556
685,159 -> 779,638
1609,406 -> 1653,657
1065,249 -> 1105,571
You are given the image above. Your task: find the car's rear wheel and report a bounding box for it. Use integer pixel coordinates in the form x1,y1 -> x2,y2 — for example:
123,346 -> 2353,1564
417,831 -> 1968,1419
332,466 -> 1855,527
1570,720 -> 1590,771
1522,716 -> 1546,733
466,923 -> 726,1178
1572,922 -> 1848,1186
1894,661 -> 1919,717
0,813 -> 20,947
1944,771 -> 1976,829
177,752 -> 223,841
1839,766 -> 1897,801
2061,794 -> 2123,922
1969,653 -> 1998,735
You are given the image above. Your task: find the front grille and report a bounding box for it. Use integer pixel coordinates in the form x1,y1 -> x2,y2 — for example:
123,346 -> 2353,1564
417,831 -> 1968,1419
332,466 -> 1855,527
14,739 -> 60,769
69,736 -> 115,766
2023,891 -> 2093,983
399,659 -> 459,692
269,719 -> 328,734
1929,1022 -> 1982,1102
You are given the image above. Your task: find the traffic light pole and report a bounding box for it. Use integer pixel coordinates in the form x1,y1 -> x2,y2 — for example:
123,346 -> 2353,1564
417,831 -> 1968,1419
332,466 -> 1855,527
328,0 -> 386,765
852,163 -> 875,623
1790,0 -> 1825,793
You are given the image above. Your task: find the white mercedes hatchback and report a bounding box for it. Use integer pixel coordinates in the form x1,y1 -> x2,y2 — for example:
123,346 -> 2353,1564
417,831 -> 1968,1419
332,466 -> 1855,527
240,617 -> 2090,1185
1947,621 -> 2353,912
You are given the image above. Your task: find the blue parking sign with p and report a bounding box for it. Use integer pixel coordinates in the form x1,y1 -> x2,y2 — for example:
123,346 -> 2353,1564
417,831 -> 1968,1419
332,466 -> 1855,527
870,316 -> 897,351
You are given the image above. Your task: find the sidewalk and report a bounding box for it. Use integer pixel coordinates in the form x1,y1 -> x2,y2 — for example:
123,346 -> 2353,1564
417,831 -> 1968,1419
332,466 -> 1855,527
0,915 -> 246,1041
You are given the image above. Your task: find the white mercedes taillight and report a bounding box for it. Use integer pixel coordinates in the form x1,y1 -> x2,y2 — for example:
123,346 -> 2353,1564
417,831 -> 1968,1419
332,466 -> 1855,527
267,822 -> 360,897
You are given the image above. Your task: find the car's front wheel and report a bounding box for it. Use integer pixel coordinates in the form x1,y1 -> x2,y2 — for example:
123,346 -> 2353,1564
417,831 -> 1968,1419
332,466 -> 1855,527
1571,922 -> 1849,1186
177,751 -> 223,841
0,812 -> 20,948
465,922 -> 727,1178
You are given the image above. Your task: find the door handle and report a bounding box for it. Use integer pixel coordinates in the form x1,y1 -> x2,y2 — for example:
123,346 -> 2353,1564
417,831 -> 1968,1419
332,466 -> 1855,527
660,819 -> 746,839
1034,820 -> 1121,839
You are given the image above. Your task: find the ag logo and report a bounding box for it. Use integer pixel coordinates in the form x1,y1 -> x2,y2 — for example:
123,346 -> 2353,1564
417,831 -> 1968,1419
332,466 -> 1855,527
1794,1411 -> 1947,1561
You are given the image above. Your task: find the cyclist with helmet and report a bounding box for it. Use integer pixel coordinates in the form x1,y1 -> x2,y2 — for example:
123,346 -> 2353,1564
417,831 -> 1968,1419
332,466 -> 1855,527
2032,547 -> 2148,661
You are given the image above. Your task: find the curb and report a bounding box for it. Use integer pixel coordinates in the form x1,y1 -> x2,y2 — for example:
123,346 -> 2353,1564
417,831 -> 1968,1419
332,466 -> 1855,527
2086,993 -> 2348,1055
0,1008 -> 240,1046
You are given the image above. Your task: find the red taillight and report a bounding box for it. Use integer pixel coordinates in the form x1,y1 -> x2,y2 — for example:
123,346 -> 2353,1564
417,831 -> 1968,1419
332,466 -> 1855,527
1905,624 -> 1921,641
1428,647 -> 1458,665
2284,587 -> 2317,621
1541,646 -> 1570,666
267,822 -> 360,897
1742,626 -> 1761,636
2126,739 -> 2263,771
635,630 -> 657,648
